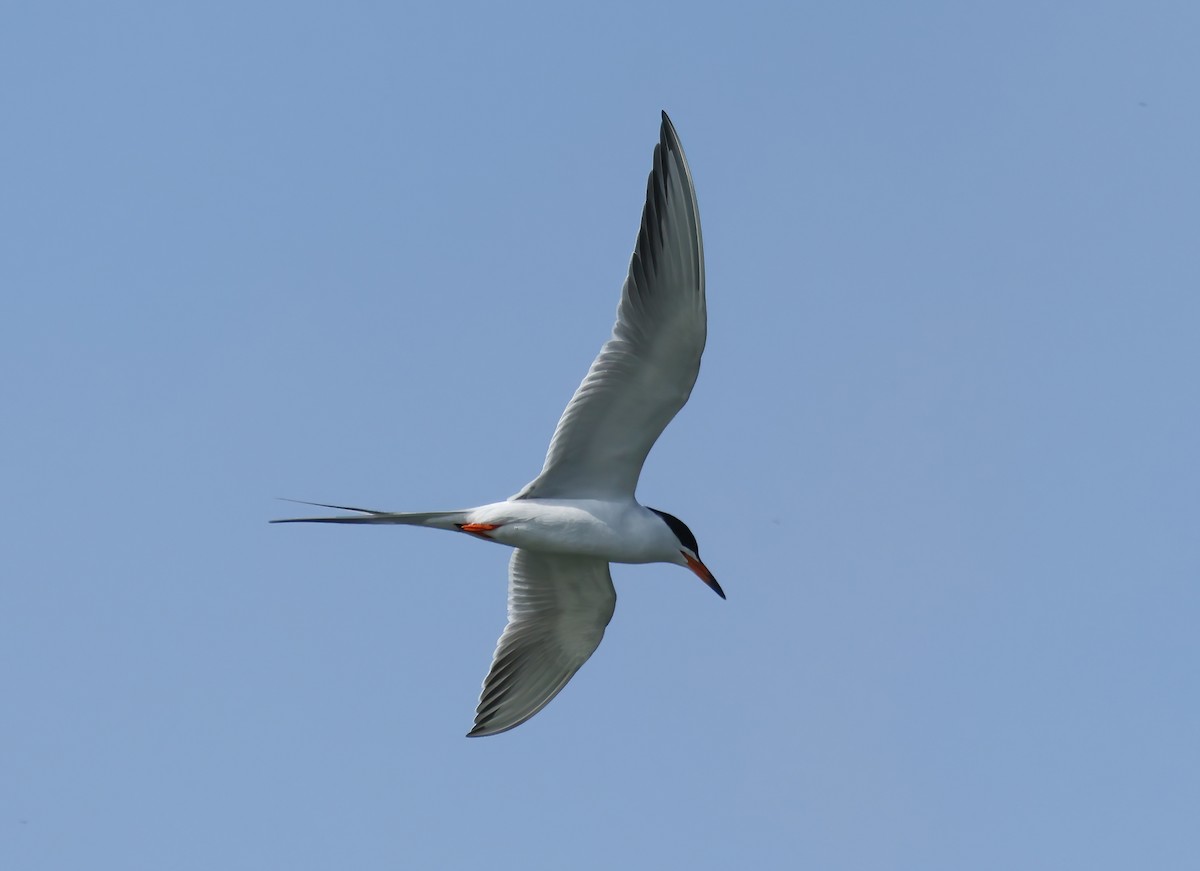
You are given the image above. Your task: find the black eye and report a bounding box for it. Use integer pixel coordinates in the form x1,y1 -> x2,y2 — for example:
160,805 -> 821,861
648,508 -> 699,555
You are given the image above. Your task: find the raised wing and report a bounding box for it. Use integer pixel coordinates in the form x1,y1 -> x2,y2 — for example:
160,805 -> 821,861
514,111 -> 705,501
469,549 -> 617,737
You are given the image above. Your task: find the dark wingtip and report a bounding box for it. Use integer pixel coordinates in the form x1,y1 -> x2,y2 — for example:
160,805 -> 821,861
467,721 -> 500,738
660,110 -> 678,143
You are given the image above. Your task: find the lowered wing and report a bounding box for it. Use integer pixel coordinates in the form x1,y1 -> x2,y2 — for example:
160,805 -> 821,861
469,549 -> 616,737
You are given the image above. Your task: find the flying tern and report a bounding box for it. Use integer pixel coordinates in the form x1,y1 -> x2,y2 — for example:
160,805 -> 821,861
274,111 -> 722,736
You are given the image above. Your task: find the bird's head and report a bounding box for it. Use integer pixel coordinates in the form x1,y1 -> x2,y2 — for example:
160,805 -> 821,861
648,508 -> 724,599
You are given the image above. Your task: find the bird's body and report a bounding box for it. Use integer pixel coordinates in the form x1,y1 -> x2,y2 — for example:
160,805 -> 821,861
275,112 -> 722,736
470,499 -> 660,561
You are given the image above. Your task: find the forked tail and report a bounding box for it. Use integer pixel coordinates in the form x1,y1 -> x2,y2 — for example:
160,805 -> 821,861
270,499 -> 469,529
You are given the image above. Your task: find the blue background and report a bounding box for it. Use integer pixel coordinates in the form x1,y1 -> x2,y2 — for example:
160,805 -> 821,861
3,2 -> 1197,868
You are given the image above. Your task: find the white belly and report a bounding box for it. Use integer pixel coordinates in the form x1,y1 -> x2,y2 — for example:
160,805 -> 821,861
466,499 -> 671,564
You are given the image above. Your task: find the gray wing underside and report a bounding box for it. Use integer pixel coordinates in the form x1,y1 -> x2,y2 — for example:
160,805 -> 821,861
469,549 -> 616,737
514,112 -> 706,501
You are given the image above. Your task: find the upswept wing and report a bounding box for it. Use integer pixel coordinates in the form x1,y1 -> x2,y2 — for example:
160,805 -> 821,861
514,112 -> 705,501
469,549 -> 617,737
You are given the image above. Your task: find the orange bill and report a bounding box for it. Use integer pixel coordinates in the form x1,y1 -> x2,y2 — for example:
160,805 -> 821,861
685,553 -> 725,599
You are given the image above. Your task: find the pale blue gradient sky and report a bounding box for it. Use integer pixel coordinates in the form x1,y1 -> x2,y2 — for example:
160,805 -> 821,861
3,2 -> 1198,869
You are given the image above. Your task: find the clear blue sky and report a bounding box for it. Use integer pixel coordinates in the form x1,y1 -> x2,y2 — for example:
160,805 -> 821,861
3,2 -> 1198,869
